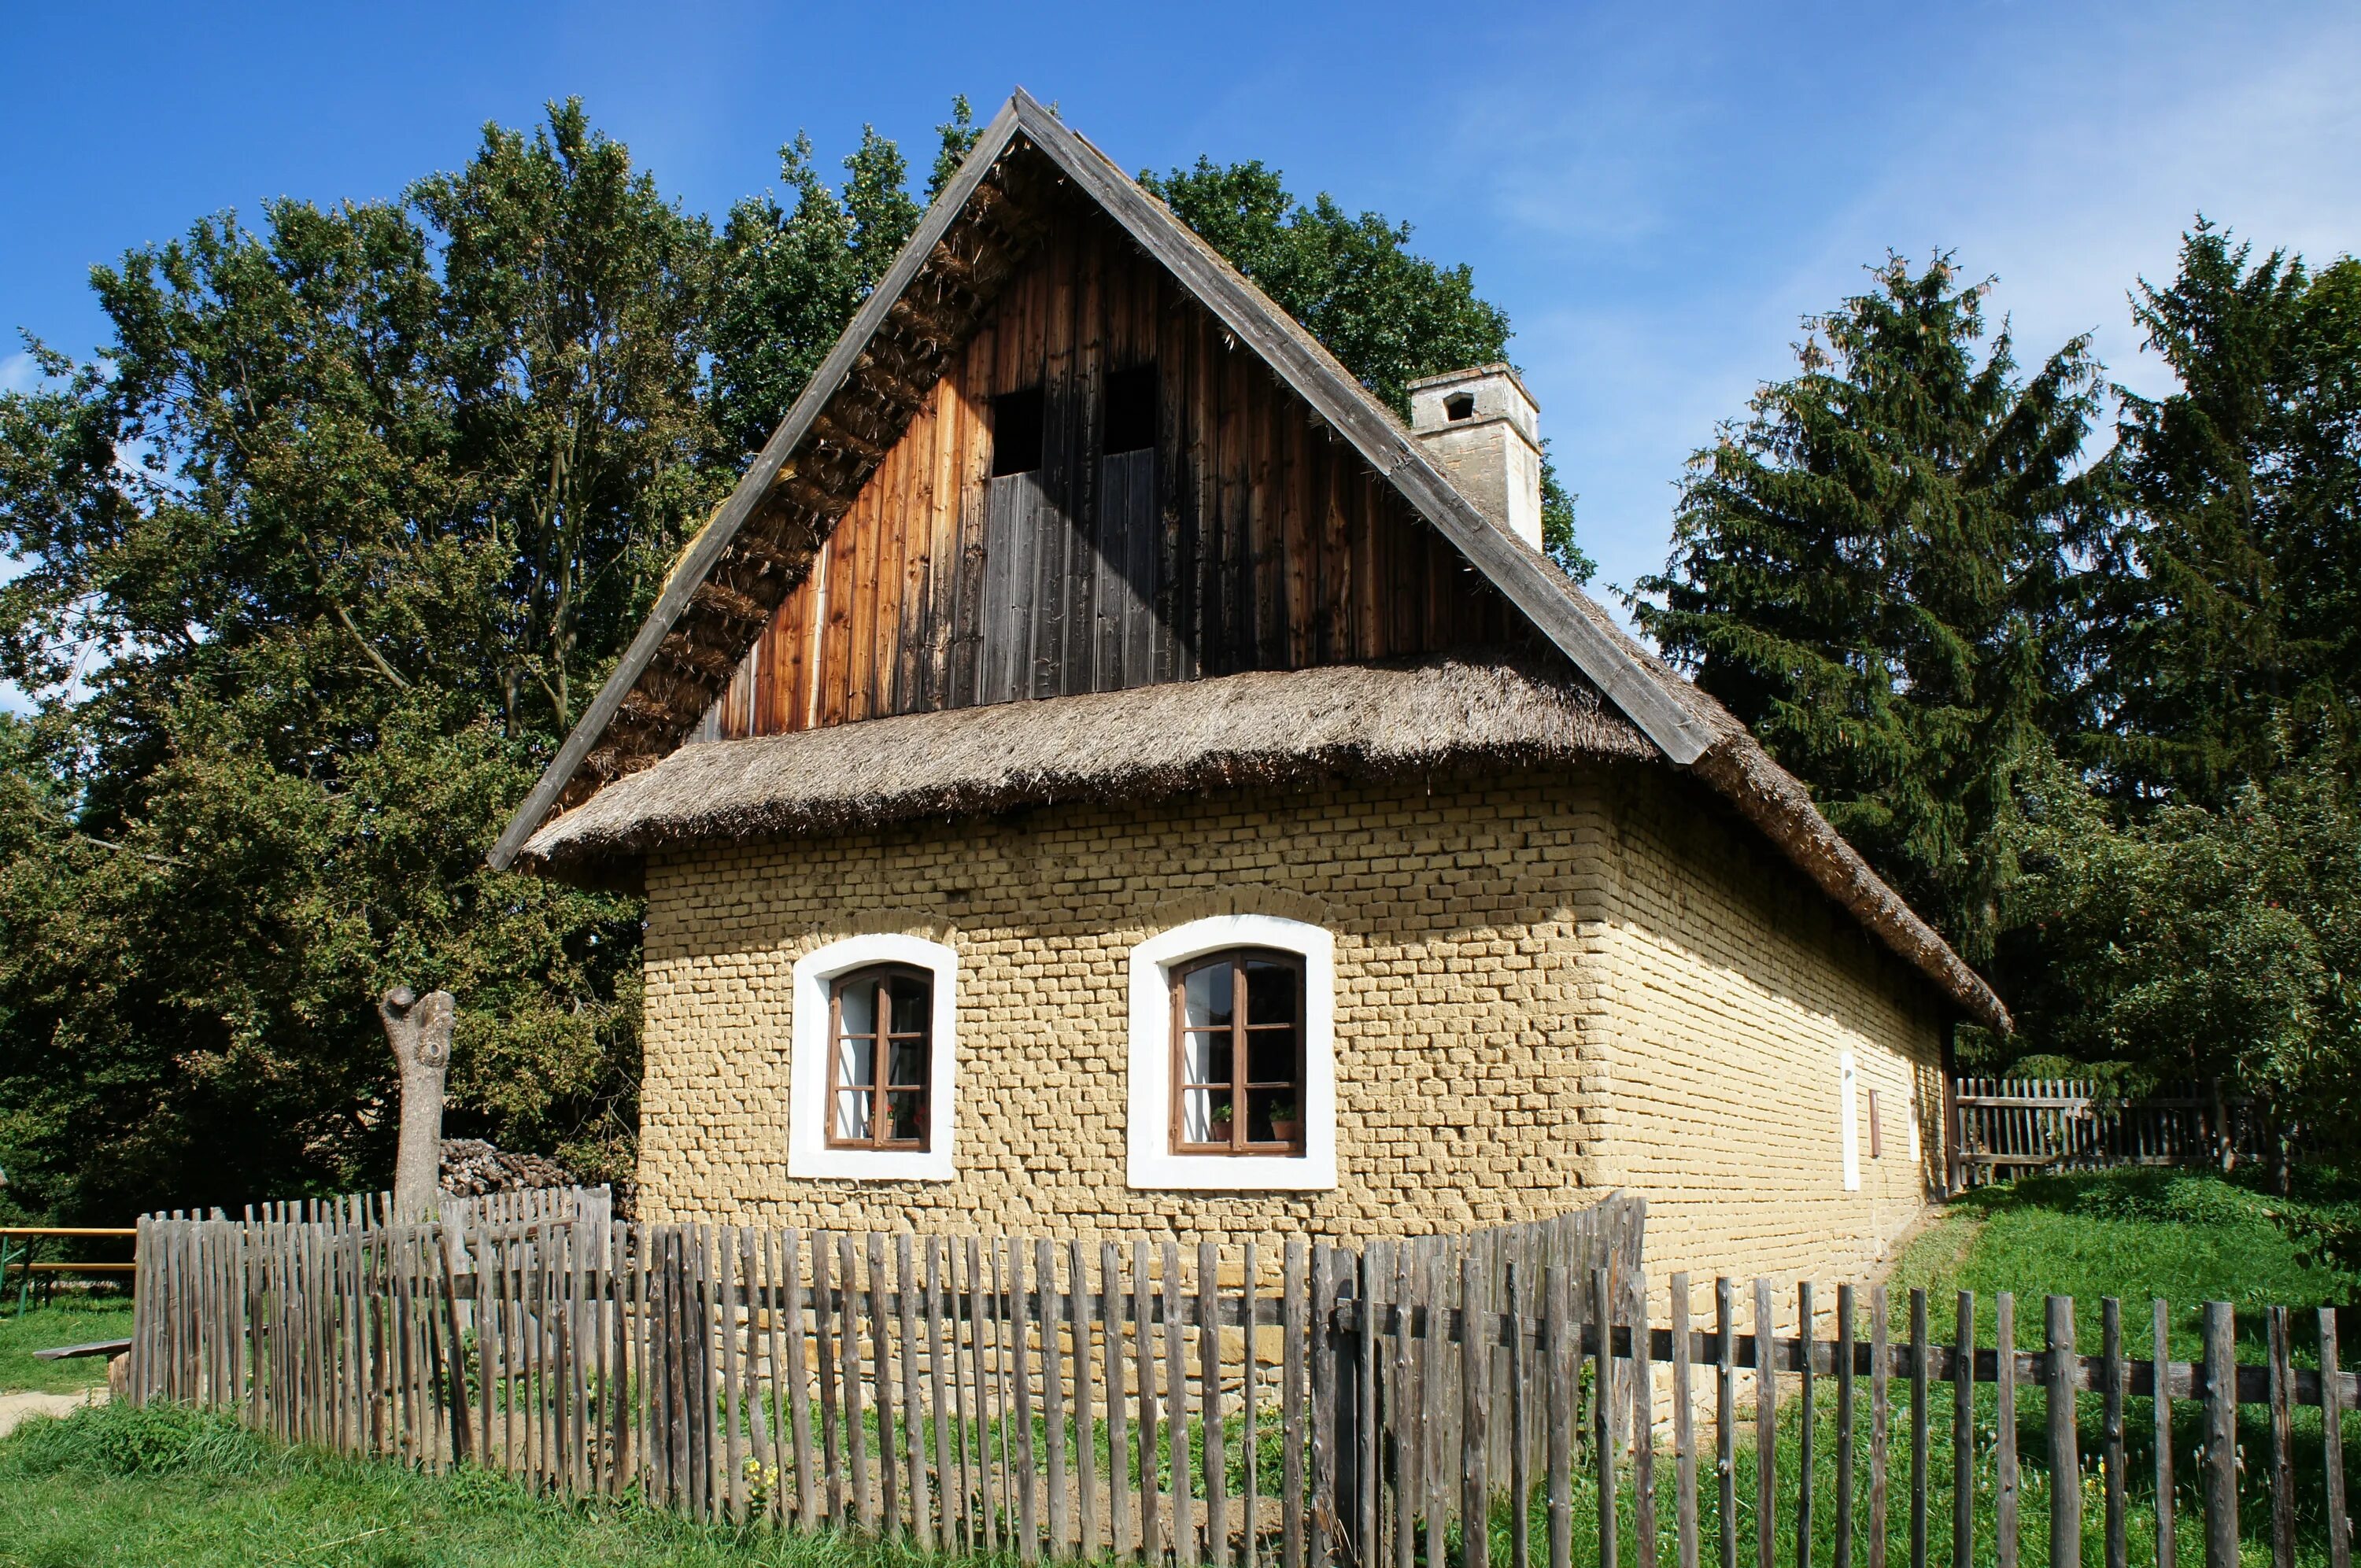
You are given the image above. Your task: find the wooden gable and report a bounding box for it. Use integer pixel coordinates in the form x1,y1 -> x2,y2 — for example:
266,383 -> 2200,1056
698,200 -> 1515,741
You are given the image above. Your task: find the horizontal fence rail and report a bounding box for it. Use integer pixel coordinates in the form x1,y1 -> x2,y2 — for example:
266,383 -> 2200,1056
127,1190 -> 2353,1567
1953,1077 -> 2272,1186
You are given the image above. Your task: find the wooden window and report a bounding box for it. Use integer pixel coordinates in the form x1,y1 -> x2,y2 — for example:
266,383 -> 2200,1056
1868,1089 -> 1883,1159
992,387 -> 1044,475
826,965 -> 933,1150
1170,948 -> 1306,1155
1103,363 -> 1157,454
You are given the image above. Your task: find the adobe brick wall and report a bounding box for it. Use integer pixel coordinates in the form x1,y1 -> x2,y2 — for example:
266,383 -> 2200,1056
634,766 -> 1946,1289
1584,771 -> 1945,1320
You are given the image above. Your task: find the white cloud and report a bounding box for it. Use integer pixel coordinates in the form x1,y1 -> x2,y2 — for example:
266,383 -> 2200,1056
0,352 -> 40,396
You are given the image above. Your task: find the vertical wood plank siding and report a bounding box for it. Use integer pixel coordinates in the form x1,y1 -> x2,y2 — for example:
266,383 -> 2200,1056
706,205 -> 1511,740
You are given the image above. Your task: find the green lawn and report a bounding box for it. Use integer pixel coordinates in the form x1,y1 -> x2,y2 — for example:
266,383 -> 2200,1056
0,1400 -> 975,1568
1886,1165 -> 2359,1360
1,1297 -> 133,1395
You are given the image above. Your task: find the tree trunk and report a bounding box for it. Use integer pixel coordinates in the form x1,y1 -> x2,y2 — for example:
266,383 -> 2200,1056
380,986 -> 456,1221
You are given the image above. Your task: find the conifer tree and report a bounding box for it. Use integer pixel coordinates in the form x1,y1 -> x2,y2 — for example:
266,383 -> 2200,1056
2080,223 -> 2361,806
1632,256 -> 2105,963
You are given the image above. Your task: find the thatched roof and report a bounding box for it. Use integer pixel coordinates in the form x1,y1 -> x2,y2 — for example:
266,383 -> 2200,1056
519,651 -> 2008,1033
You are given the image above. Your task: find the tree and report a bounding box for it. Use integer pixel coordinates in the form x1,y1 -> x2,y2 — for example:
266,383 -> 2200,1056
1143,158 -> 1594,582
2078,223 -> 2361,807
1631,255 -> 2106,964
711,99 -> 981,459
2007,743 -> 2361,1144
0,103 -> 682,1219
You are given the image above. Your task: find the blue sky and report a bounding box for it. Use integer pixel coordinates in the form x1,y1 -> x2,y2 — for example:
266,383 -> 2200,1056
3,1 -> 2357,610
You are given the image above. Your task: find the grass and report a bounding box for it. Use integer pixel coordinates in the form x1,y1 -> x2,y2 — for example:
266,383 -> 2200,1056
0,1400 -> 985,1568
0,1294 -> 134,1395
1886,1165 -> 2360,1360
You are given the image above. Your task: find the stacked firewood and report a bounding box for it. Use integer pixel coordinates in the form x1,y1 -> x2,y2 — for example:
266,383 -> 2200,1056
436,1138 -> 580,1197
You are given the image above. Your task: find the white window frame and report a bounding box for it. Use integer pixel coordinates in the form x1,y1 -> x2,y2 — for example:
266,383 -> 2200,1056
789,933 -> 959,1182
1838,1050 -> 1862,1191
1127,914 -> 1337,1191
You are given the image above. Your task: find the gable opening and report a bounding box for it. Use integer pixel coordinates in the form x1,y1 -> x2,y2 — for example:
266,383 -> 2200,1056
1103,363 -> 1158,455
1444,391 -> 1476,422
992,387 -> 1045,476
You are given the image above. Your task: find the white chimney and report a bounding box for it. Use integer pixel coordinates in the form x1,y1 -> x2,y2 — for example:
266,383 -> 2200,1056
1407,363 -> 1543,550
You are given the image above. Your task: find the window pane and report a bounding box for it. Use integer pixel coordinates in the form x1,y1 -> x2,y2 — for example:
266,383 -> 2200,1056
1247,1028 -> 1299,1087
885,1090 -> 925,1143
1182,961 -> 1233,1029
1244,960 -> 1297,1025
833,1089 -> 871,1142
837,980 -> 876,1039
888,975 -> 930,1036
1180,1029 -> 1231,1087
836,1032 -> 875,1090
1247,1087 -> 1302,1146
1180,1087 -> 1231,1145
889,1038 -> 928,1088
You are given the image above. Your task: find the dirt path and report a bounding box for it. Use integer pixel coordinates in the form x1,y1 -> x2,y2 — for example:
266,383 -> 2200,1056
0,1388 -> 104,1441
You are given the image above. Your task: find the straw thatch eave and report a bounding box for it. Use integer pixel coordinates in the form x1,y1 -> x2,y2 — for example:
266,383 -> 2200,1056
516,652 -> 2010,1034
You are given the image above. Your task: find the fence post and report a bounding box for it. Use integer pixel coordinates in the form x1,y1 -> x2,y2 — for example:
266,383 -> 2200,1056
2045,1297 -> 2078,1568
2203,1301 -> 2237,1568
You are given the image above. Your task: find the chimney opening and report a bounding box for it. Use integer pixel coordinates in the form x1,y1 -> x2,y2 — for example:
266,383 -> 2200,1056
992,387 -> 1045,476
1444,391 -> 1476,422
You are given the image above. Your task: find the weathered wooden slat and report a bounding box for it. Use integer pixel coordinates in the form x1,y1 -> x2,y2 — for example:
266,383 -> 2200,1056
1797,1281 -> 1815,1568
1102,1241 -> 1133,1562
1138,1238 -> 1164,1567
2204,1301 -> 2237,1568
1717,1278 -> 1738,1568
1753,1278 -> 1775,1568
2270,1305 -> 2296,1568
1013,1238 -> 1040,1562
1548,1264 -> 1574,1568
928,1238 -> 955,1547
1834,1283 -> 1855,1568
902,1234 -> 933,1549
1952,1293 -> 1973,1568
1241,1239 -> 1259,1568
2157,1297 -> 2178,1568
1282,1238 -> 1306,1568
1072,1238 -> 1100,1562
1869,1286 -> 1890,1568
1043,1238 -> 1072,1559
2101,1297 -> 2126,1568
1202,1242 -> 1228,1568
1995,1293 -> 2018,1568
1462,1256 -> 1491,1568
2322,1306 -> 2350,1568
1167,1240 -> 1195,1568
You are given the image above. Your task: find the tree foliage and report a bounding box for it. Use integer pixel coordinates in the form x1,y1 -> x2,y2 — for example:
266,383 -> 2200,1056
2076,223 -> 2361,806
1632,256 -> 2107,963
0,98 -> 1557,1220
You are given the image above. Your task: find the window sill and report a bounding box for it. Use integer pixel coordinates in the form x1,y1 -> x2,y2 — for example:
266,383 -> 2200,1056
789,1146 -> 955,1183
1126,1149 -> 1336,1192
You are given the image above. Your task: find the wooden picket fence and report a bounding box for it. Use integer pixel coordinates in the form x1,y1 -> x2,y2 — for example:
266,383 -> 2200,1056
127,1189 -> 2357,1566
1953,1079 -> 2273,1186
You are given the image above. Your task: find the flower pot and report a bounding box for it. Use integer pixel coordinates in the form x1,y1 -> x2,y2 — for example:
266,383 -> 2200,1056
1268,1119 -> 1303,1146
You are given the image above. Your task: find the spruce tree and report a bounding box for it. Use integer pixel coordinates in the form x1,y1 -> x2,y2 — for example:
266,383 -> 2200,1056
2082,222 -> 2361,806
1632,256 -> 2104,964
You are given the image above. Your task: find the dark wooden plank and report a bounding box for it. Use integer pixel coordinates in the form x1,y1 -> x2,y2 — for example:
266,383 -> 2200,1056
1167,1240 -> 1195,1568
1242,1239 -> 1260,1568
1014,1239 -> 1040,1562
1074,1238 -> 1101,1562
1510,1260 -> 1534,1568
2102,1297 -> 2126,1568
1995,1293 -> 2018,1568
2270,1305 -> 2295,1568
1547,1264 -> 1574,1568
1394,1245 -> 1419,1568
1716,1278 -> 1738,1568
2156,1299 -> 2176,1568
1835,1284 -> 1855,1568
1953,1293 -> 1973,1568
1103,1241 -> 1133,1563
1043,1238 -> 1071,1559
1672,1274 -> 1698,1568
1753,1279 -> 1775,1568
1139,1238 -> 1165,1567
2322,1307 -> 2350,1568
1631,1268 -> 1657,1568
1598,1267 -> 1620,1568
1202,1241 -> 1228,1568
2048,1296 -> 2078,1568
1796,1281 -> 1814,1568
1462,1256 -> 1491,1568
1283,1238 -> 1306,1568
2204,1301 -> 2237,1568
902,1234 -> 933,1548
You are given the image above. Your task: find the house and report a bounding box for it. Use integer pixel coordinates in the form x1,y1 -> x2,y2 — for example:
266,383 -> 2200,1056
491,90 -> 2007,1288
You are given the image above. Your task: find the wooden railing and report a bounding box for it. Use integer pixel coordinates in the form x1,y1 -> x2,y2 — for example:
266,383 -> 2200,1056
1953,1078 -> 2272,1187
127,1191 -> 2354,1566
